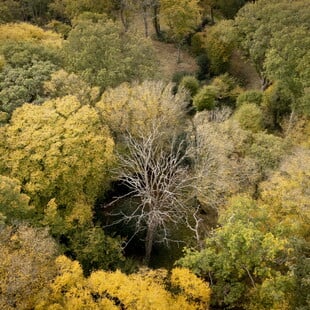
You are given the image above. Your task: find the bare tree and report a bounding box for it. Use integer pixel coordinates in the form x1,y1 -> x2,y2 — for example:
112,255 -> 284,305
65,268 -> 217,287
107,126 -> 199,264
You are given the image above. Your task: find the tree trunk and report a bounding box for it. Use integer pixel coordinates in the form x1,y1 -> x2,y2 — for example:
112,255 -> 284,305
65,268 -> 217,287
286,108 -> 296,135
144,221 -> 156,265
177,39 -> 185,63
120,1 -> 129,32
152,1 -> 161,38
261,76 -> 271,91
142,5 -> 149,37
177,44 -> 181,63
210,7 -> 214,24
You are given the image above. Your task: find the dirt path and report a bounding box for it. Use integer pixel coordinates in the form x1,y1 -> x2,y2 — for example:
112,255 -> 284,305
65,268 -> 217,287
128,14 -> 198,81
151,41 -> 198,81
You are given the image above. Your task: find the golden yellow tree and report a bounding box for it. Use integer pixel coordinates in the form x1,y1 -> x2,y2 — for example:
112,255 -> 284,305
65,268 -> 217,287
38,255 -> 211,309
0,225 -> 58,310
1,95 -> 114,211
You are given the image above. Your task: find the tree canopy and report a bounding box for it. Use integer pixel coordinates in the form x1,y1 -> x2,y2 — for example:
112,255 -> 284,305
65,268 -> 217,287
1,96 -> 114,210
63,16 -> 158,90
0,2 -> 309,309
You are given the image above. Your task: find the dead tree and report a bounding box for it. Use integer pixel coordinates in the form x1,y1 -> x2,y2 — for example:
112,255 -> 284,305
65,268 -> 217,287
108,126 -> 200,264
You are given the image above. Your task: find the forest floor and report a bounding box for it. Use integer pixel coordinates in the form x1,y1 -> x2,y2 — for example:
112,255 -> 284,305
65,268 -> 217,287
129,14 -> 260,87
128,15 -> 198,81
229,50 -> 261,89
151,40 -> 198,81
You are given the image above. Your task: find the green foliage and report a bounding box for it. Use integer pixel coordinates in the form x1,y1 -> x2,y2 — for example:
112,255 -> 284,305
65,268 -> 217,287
262,81 -> 292,129
172,70 -> 192,85
236,0 -> 309,115
160,0 -> 201,43
0,175 -> 33,224
178,195 -> 294,309
246,132 -> 286,174
211,73 -> 241,106
217,0 -> 247,19
63,17 -> 158,90
193,85 -> 217,111
179,75 -> 200,97
264,26 -> 310,115
236,90 -> 263,107
0,55 -> 5,71
0,40 -> 61,68
0,25 -> 62,114
49,0 -> 116,20
45,20 -> 72,38
68,227 -> 124,275
0,61 -> 57,113
42,199 -> 125,274
202,20 -> 237,75
191,32 -> 207,56
0,0 -> 22,23
234,103 -> 263,133
20,0 -> 52,23
195,53 -> 210,81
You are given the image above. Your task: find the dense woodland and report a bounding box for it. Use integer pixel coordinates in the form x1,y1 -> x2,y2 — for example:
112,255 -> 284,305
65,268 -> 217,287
0,0 -> 309,309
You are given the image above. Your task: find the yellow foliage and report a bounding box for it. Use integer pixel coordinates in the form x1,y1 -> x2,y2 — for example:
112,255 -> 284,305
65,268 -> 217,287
42,256 -> 211,310
259,148 -> 310,240
44,69 -> 100,105
0,23 -> 63,47
96,81 -> 188,139
171,267 -> 211,307
0,225 -> 58,310
0,54 -> 5,70
160,0 -> 201,40
2,96 -> 115,209
65,201 -> 93,228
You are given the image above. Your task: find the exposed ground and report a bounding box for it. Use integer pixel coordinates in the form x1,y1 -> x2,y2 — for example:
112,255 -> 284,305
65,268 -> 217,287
151,40 -> 198,81
129,13 -> 260,88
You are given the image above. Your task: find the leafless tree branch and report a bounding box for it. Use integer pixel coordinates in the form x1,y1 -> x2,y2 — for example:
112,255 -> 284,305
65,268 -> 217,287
103,126 -> 201,264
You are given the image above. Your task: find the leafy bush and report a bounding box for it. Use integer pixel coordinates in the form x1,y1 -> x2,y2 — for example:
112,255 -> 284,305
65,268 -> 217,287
211,73 -> 241,106
234,103 -> 264,133
179,76 -> 200,97
191,32 -> 207,55
46,20 -> 71,38
172,71 -> 192,94
237,90 -> 263,107
193,85 -> 218,111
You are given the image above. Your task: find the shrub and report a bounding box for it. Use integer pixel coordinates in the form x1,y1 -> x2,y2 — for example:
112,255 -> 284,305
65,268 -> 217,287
191,32 -> 207,55
211,73 -> 241,106
172,71 -> 191,94
179,76 -> 200,97
193,85 -> 218,111
234,103 -> 264,133
236,90 -> 263,107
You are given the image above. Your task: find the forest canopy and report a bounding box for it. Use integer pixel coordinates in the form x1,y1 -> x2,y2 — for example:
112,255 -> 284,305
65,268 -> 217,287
0,0 -> 309,309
